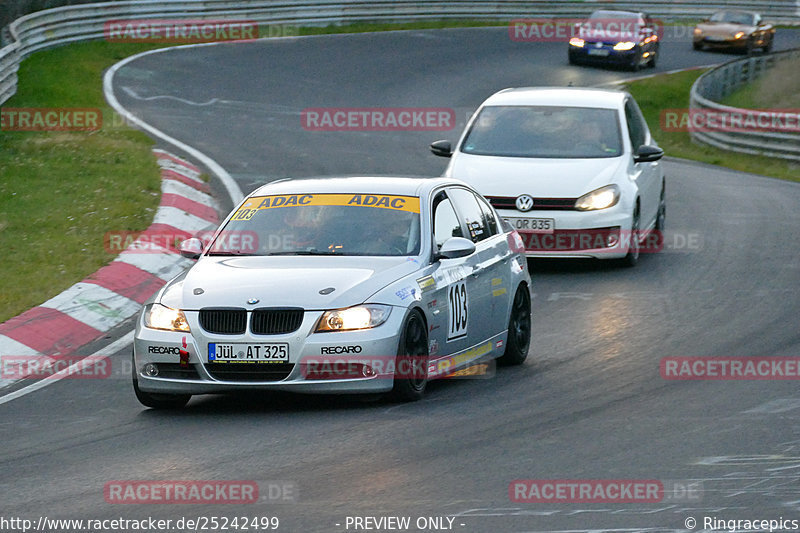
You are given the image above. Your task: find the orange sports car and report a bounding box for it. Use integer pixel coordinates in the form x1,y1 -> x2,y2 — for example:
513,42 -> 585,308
693,10 -> 775,53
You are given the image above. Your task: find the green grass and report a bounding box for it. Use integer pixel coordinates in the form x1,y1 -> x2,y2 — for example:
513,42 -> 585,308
0,42 -> 167,323
721,56 -> 800,109
295,19 -> 507,36
622,69 -> 799,182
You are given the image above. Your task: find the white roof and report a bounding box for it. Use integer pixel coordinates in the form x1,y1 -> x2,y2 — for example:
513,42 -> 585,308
250,176 -> 461,198
481,87 -> 629,109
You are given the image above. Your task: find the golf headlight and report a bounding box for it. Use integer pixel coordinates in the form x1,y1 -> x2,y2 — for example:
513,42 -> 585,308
613,41 -> 636,51
734,31 -> 745,39
316,305 -> 391,332
575,185 -> 621,211
569,37 -> 585,47
144,303 -> 190,332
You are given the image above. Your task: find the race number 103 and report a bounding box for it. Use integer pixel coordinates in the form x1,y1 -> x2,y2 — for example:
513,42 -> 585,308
448,280 -> 468,340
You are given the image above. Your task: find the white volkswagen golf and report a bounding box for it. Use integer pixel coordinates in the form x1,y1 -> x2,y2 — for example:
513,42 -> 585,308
431,87 -> 665,266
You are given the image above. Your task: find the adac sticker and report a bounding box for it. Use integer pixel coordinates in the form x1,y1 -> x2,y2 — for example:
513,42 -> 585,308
416,275 -> 435,292
232,193 -> 420,220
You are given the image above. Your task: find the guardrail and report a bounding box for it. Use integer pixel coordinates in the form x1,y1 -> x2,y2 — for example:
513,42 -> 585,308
689,49 -> 800,161
1,0 -> 799,107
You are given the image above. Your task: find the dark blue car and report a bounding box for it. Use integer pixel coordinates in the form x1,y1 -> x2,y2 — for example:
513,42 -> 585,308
568,10 -> 660,71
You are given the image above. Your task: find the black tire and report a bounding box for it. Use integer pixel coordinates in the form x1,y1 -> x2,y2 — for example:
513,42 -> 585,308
568,52 -> 579,65
693,41 -> 702,51
763,37 -> 773,53
498,285 -> 531,366
656,183 -> 666,232
133,378 -> 191,409
390,309 -> 429,402
132,352 -> 191,409
619,206 -> 640,267
745,38 -> 755,56
647,46 -> 658,68
629,51 -> 643,71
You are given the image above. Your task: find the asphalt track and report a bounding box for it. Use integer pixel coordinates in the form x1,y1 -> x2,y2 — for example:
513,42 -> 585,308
2,27 -> 800,533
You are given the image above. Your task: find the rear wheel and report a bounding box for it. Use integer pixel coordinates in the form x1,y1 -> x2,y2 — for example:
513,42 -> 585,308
498,286 -> 531,366
390,309 -> 429,402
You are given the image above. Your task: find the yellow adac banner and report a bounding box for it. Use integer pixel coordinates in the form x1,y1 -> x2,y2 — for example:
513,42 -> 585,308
232,193 -> 420,220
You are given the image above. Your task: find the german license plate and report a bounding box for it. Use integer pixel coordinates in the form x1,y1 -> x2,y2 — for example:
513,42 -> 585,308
588,48 -> 610,56
208,343 -> 289,363
503,217 -> 554,233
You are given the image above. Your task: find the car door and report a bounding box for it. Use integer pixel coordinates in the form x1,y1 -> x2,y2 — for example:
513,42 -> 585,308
624,97 -> 661,231
427,190 -> 473,369
447,187 -> 503,351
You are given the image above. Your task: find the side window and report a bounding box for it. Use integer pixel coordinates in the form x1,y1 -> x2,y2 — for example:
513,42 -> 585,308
475,194 -> 500,237
624,99 -> 648,151
432,193 -> 463,250
448,188 -> 489,243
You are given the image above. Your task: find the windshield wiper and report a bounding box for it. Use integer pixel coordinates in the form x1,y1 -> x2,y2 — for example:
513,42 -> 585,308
266,249 -> 342,256
205,250 -> 258,256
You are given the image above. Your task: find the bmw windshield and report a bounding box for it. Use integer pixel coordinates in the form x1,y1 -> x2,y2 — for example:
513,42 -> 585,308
460,106 -> 623,159
207,193 -> 421,257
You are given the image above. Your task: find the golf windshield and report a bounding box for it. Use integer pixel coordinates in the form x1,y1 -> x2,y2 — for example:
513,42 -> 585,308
460,106 -> 623,159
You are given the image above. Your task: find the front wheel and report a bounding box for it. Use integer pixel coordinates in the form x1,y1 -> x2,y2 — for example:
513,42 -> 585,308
133,378 -> 191,409
390,309 -> 429,402
132,351 -> 191,409
619,207 -> 640,267
498,286 -> 531,366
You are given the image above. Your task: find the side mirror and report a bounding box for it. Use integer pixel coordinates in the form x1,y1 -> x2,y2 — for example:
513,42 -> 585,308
180,237 -> 204,259
430,140 -> 453,158
436,237 -> 476,260
634,144 -> 664,163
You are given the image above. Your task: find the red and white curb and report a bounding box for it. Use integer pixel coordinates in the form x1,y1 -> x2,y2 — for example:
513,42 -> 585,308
0,149 -> 219,389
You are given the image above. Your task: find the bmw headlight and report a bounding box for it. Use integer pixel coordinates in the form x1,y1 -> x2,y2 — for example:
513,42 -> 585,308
575,185 -> 621,211
144,303 -> 191,332
315,305 -> 391,332
569,37 -> 585,47
734,31 -> 745,39
613,41 -> 636,51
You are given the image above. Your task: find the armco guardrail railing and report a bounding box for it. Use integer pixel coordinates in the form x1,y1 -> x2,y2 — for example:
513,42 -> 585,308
1,0 -> 799,107
689,49 -> 800,161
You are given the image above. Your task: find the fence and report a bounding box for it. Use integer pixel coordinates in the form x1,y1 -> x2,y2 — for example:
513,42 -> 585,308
689,49 -> 800,161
